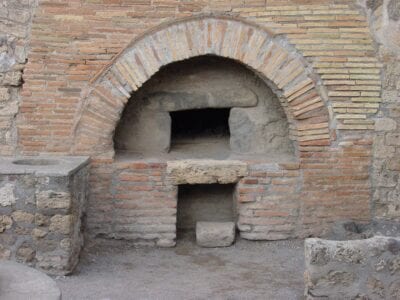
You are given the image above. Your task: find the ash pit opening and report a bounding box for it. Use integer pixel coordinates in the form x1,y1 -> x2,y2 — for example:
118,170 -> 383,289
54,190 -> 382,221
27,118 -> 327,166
177,184 -> 236,241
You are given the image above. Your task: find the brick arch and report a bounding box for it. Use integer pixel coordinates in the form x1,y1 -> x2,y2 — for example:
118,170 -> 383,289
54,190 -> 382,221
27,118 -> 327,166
72,16 -> 331,157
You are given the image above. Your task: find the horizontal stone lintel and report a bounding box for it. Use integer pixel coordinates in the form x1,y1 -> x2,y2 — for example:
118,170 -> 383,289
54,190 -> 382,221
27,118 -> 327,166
166,159 -> 248,185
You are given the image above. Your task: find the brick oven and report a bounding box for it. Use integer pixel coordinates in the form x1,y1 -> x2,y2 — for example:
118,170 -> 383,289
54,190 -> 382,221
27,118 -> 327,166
112,55 -> 298,243
60,16 -> 373,247
5,1 -> 387,252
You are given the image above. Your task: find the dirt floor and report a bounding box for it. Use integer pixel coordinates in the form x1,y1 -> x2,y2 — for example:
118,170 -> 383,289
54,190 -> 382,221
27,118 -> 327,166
56,237 -> 305,300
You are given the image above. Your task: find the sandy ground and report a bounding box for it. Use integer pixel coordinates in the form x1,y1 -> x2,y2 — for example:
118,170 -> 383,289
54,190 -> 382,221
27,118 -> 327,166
56,237 -> 305,300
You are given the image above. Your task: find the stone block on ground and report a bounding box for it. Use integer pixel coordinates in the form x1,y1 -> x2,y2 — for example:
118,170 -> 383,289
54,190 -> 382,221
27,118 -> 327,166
304,236 -> 400,299
196,221 -> 236,247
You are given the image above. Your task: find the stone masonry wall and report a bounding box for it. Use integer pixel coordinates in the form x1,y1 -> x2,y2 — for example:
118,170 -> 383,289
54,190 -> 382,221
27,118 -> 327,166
305,236 -> 400,299
360,0 -> 400,222
0,163 -> 88,275
0,0 -> 37,155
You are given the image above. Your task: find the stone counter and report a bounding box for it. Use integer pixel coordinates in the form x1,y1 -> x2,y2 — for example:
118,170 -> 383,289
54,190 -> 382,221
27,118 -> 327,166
0,156 -> 89,275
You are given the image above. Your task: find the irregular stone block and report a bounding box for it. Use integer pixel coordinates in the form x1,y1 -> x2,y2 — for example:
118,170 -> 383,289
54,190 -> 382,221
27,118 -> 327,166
149,88 -> 258,112
208,88 -> 258,108
196,221 -> 235,247
229,107 -> 294,156
34,213 -> 49,226
387,158 -> 400,171
11,211 -> 34,223
16,246 -> 35,263
305,236 -> 400,299
36,191 -> 71,210
375,118 -> 397,131
0,87 -> 10,101
0,100 -> 18,116
0,245 -> 11,259
149,91 -> 209,111
229,108 -> 254,153
49,215 -> 72,235
388,0 -> 400,21
167,159 -> 248,184
0,183 -> 15,207
114,108 -> 171,153
0,215 -> 12,232
3,71 -> 22,86
386,133 -> 400,146
32,228 -> 47,239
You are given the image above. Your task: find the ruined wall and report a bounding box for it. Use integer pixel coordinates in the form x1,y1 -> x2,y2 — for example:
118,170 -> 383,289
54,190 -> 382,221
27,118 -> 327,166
360,0 -> 400,221
305,236 -> 400,299
0,0 -> 37,155
0,0 -> 398,244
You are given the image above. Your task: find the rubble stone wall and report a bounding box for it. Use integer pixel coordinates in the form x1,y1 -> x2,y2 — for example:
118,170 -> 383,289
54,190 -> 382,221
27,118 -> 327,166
0,0 -> 37,156
0,161 -> 88,275
359,0 -> 400,221
305,236 -> 400,299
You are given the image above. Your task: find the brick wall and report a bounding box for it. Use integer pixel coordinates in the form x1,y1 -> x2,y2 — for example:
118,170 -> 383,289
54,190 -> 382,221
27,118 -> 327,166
237,163 -> 302,240
72,16 -> 330,157
111,161 -> 177,247
1,0 -> 398,244
18,1 -> 381,156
